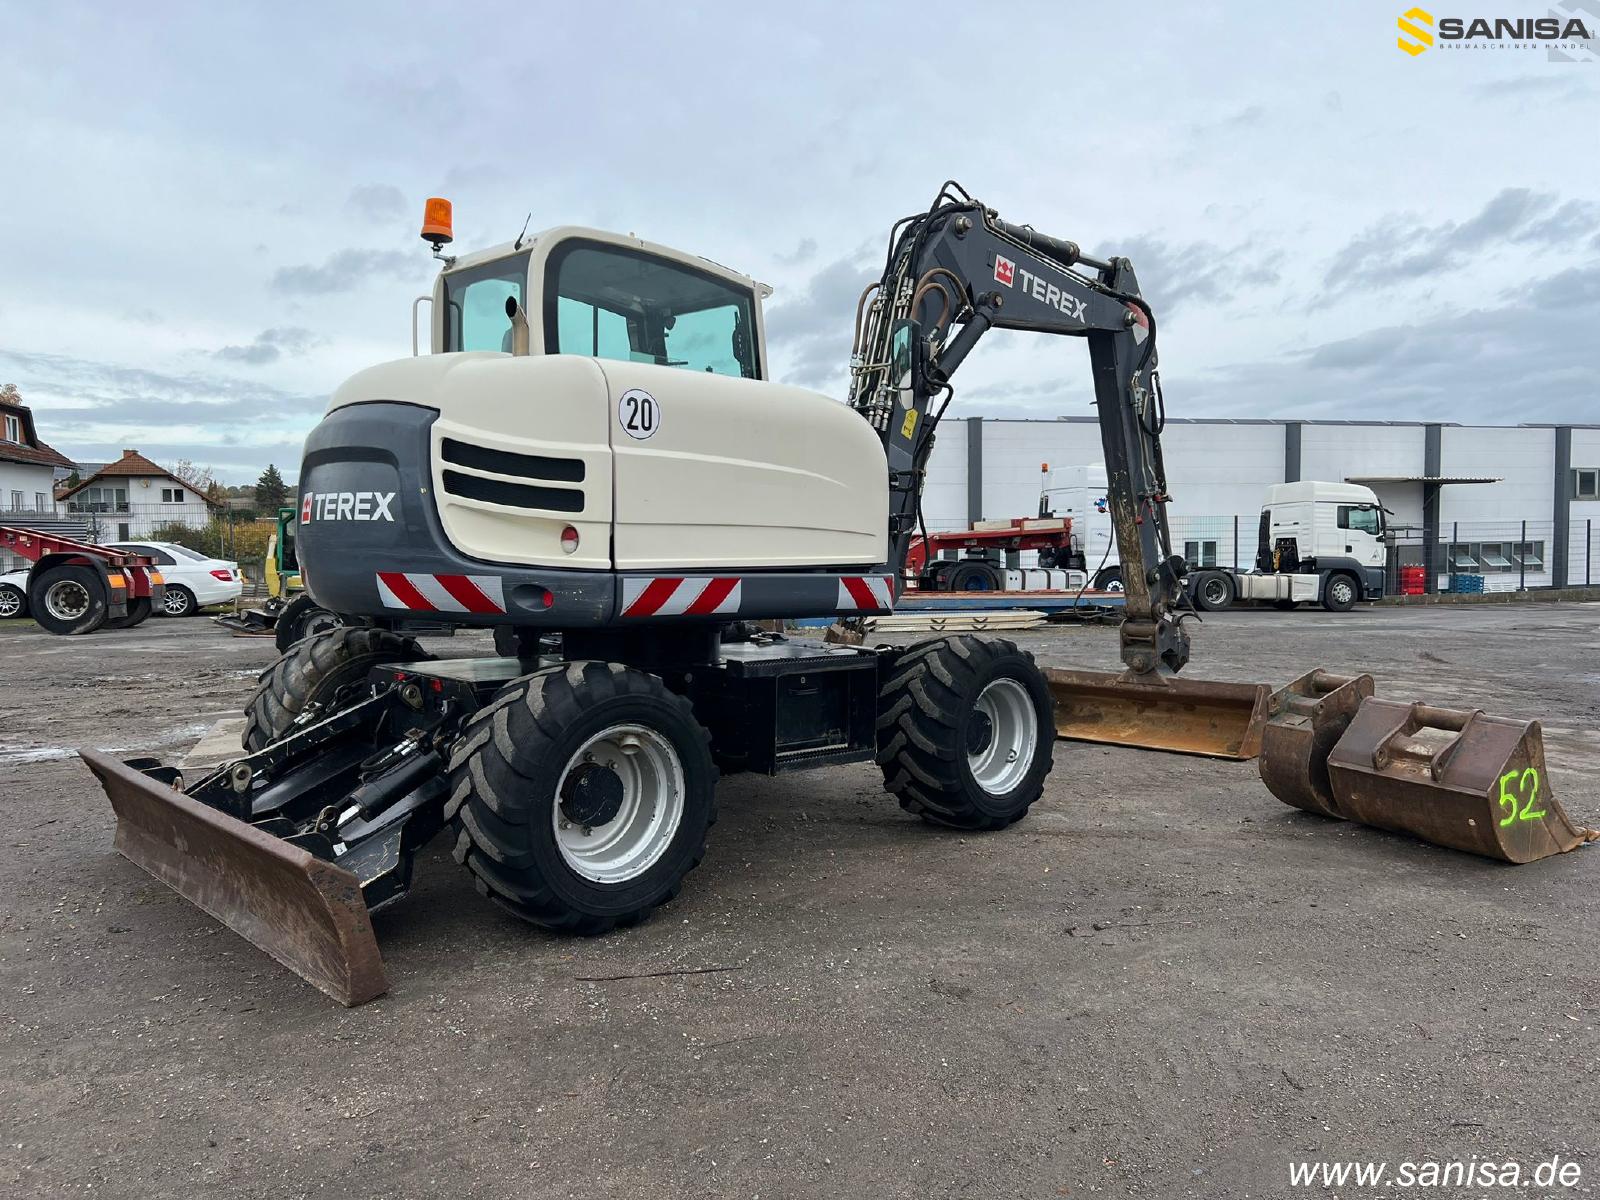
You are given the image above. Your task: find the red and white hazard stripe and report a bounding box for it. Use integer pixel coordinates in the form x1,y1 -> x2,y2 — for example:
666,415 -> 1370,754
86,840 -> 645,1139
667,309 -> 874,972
837,575 -> 895,611
375,572 -> 506,615
621,576 -> 742,618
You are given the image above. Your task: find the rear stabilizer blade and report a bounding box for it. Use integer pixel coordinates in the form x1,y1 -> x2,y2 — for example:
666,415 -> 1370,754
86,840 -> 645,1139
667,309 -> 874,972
1046,667 -> 1270,760
81,748 -> 388,1005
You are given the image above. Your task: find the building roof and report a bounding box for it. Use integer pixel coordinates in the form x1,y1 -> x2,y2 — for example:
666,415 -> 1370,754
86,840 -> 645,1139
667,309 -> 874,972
0,390 -> 77,471
57,449 -> 216,504
1345,475 -> 1502,485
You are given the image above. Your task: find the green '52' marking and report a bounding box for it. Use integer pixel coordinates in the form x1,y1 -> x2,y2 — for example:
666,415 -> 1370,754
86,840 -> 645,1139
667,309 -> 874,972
1497,767 -> 1545,827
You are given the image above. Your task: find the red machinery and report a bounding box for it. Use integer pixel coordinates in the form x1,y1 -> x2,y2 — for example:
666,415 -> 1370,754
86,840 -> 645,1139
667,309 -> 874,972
906,516 -> 1084,591
0,526 -> 163,635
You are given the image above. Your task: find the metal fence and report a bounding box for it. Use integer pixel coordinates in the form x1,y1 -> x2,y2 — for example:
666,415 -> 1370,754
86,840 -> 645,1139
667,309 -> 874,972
1166,515 -> 1600,594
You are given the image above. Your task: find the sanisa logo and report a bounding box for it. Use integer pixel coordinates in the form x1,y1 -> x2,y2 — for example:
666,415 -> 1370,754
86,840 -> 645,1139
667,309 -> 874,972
1397,6 -> 1595,56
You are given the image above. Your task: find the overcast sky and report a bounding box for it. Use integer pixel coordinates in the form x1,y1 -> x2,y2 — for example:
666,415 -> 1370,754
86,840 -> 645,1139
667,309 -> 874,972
2,2 -> 1597,483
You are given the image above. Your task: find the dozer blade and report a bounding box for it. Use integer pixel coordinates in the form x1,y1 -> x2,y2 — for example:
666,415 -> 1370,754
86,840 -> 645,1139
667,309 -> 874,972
1046,668 -> 1270,760
80,748 -> 388,1005
1325,700 -> 1599,864
1258,670 -> 1375,818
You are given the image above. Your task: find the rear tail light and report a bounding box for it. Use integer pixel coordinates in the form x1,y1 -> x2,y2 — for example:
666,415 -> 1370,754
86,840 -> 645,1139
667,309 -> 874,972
560,525 -> 580,554
211,569 -> 233,581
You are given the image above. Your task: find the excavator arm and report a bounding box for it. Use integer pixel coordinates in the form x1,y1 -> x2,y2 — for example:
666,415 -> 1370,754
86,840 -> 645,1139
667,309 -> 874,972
850,182 -> 1189,679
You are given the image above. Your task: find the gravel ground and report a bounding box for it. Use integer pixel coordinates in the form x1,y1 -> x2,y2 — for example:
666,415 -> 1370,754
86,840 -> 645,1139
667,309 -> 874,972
1,604 -> 1596,1199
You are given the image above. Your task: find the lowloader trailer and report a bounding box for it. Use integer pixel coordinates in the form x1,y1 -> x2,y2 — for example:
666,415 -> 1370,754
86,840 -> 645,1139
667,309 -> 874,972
83,187 -> 1594,1004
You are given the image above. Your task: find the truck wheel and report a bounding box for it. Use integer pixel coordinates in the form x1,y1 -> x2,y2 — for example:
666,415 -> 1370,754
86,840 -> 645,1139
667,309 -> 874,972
445,661 -> 717,934
1194,572 -> 1233,612
1093,565 -> 1123,592
243,626 -> 431,751
1321,573 -> 1358,613
947,561 -> 1001,592
106,596 -> 153,629
0,582 -> 27,618
29,564 -> 108,635
875,635 -> 1055,831
273,593 -> 345,652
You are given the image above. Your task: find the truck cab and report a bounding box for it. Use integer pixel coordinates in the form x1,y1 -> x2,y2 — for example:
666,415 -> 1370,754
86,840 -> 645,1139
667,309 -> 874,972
1255,481 -> 1386,595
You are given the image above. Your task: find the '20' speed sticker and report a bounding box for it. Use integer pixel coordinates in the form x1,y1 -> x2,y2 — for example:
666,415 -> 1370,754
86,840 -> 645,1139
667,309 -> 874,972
618,388 -> 660,440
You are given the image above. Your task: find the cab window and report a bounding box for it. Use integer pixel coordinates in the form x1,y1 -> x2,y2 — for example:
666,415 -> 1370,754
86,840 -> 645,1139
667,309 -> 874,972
546,242 -> 758,379
443,255 -> 529,352
1337,505 -> 1381,535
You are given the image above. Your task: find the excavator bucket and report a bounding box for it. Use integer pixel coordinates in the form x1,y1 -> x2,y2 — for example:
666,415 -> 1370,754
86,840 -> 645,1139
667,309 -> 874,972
1324,700 -> 1598,863
214,607 -> 280,636
1257,670 -> 1375,818
80,748 -> 388,1005
1046,668 -> 1271,760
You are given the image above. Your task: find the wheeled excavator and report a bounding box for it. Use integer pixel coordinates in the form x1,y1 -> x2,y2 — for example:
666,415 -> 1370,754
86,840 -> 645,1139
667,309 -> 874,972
82,184 -> 1593,1004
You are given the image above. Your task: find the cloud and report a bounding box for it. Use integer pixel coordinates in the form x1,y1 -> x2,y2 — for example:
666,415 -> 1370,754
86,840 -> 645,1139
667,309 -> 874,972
765,251 -> 879,390
212,326 -> 322,365
1322,189 -> 1599,294
776,237 -> 818,266
270,248 -> 419,295
1184,262 -> 1600,421
1113,236 -> 1282,314
347,183 -> 409,223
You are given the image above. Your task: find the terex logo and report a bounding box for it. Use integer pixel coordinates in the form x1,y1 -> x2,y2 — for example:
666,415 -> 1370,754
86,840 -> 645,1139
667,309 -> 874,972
1016,267 -> 1089,321
993,255 -> 1015,286
300,491 -> 397,523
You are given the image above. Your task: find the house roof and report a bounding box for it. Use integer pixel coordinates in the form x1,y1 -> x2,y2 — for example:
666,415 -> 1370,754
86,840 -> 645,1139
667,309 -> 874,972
57,449 -> 216,504
0,391 -> 77,471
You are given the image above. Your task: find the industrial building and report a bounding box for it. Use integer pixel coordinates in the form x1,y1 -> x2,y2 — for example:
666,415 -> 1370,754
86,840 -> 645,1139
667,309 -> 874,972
922,417 -> 1600,592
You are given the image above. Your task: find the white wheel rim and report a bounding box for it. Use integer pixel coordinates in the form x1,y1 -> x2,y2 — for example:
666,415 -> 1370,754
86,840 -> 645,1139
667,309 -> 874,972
0,588 -> 20,617
1203,578 -> 1228,605
162,589 -> 188,615
968,677 -> 1037,795
553,723 -> 685,884
303,610 -> 341,637
45,580 -> 91,622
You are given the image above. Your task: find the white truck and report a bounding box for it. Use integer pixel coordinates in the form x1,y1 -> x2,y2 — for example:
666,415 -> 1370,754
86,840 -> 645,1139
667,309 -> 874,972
1043,472 -> 1387,613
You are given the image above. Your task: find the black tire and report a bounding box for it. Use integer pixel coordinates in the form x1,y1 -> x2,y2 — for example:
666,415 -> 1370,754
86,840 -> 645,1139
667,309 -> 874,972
946,560 -> 1002,592
1193,571 -> 1234,612
445,661 -> 717,934
1321,573 -> 1358,613
159,585 -> 196,618
1093,565 -> 1123,592
106,595 -> 153,629
1272,599 -> 1300,611
28,565 -> 108,635
1037,547 -> 1059,570
273,593 -> 344,652
0,582 -> 27,619
875,635 -> 1055,831
243,626 -> 430,751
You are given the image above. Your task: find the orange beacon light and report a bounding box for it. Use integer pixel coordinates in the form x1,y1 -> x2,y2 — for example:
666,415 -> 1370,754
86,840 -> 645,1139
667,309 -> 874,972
421,197 -> 453,248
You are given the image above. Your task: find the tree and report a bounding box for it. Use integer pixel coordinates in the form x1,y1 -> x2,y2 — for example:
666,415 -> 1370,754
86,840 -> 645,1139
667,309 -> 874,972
0,383 -> 20,405
255,463 -> 290,512
171,458 -> 216,493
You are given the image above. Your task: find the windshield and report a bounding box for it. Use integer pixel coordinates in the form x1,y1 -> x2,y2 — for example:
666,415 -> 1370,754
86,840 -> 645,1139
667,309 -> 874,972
442,254 -> 529,352
545,242 -> 758,379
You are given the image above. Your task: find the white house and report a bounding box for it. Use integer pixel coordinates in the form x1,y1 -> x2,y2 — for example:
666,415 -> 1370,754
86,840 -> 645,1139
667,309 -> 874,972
0,389 -> 74,520
58,449 -> 218,541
